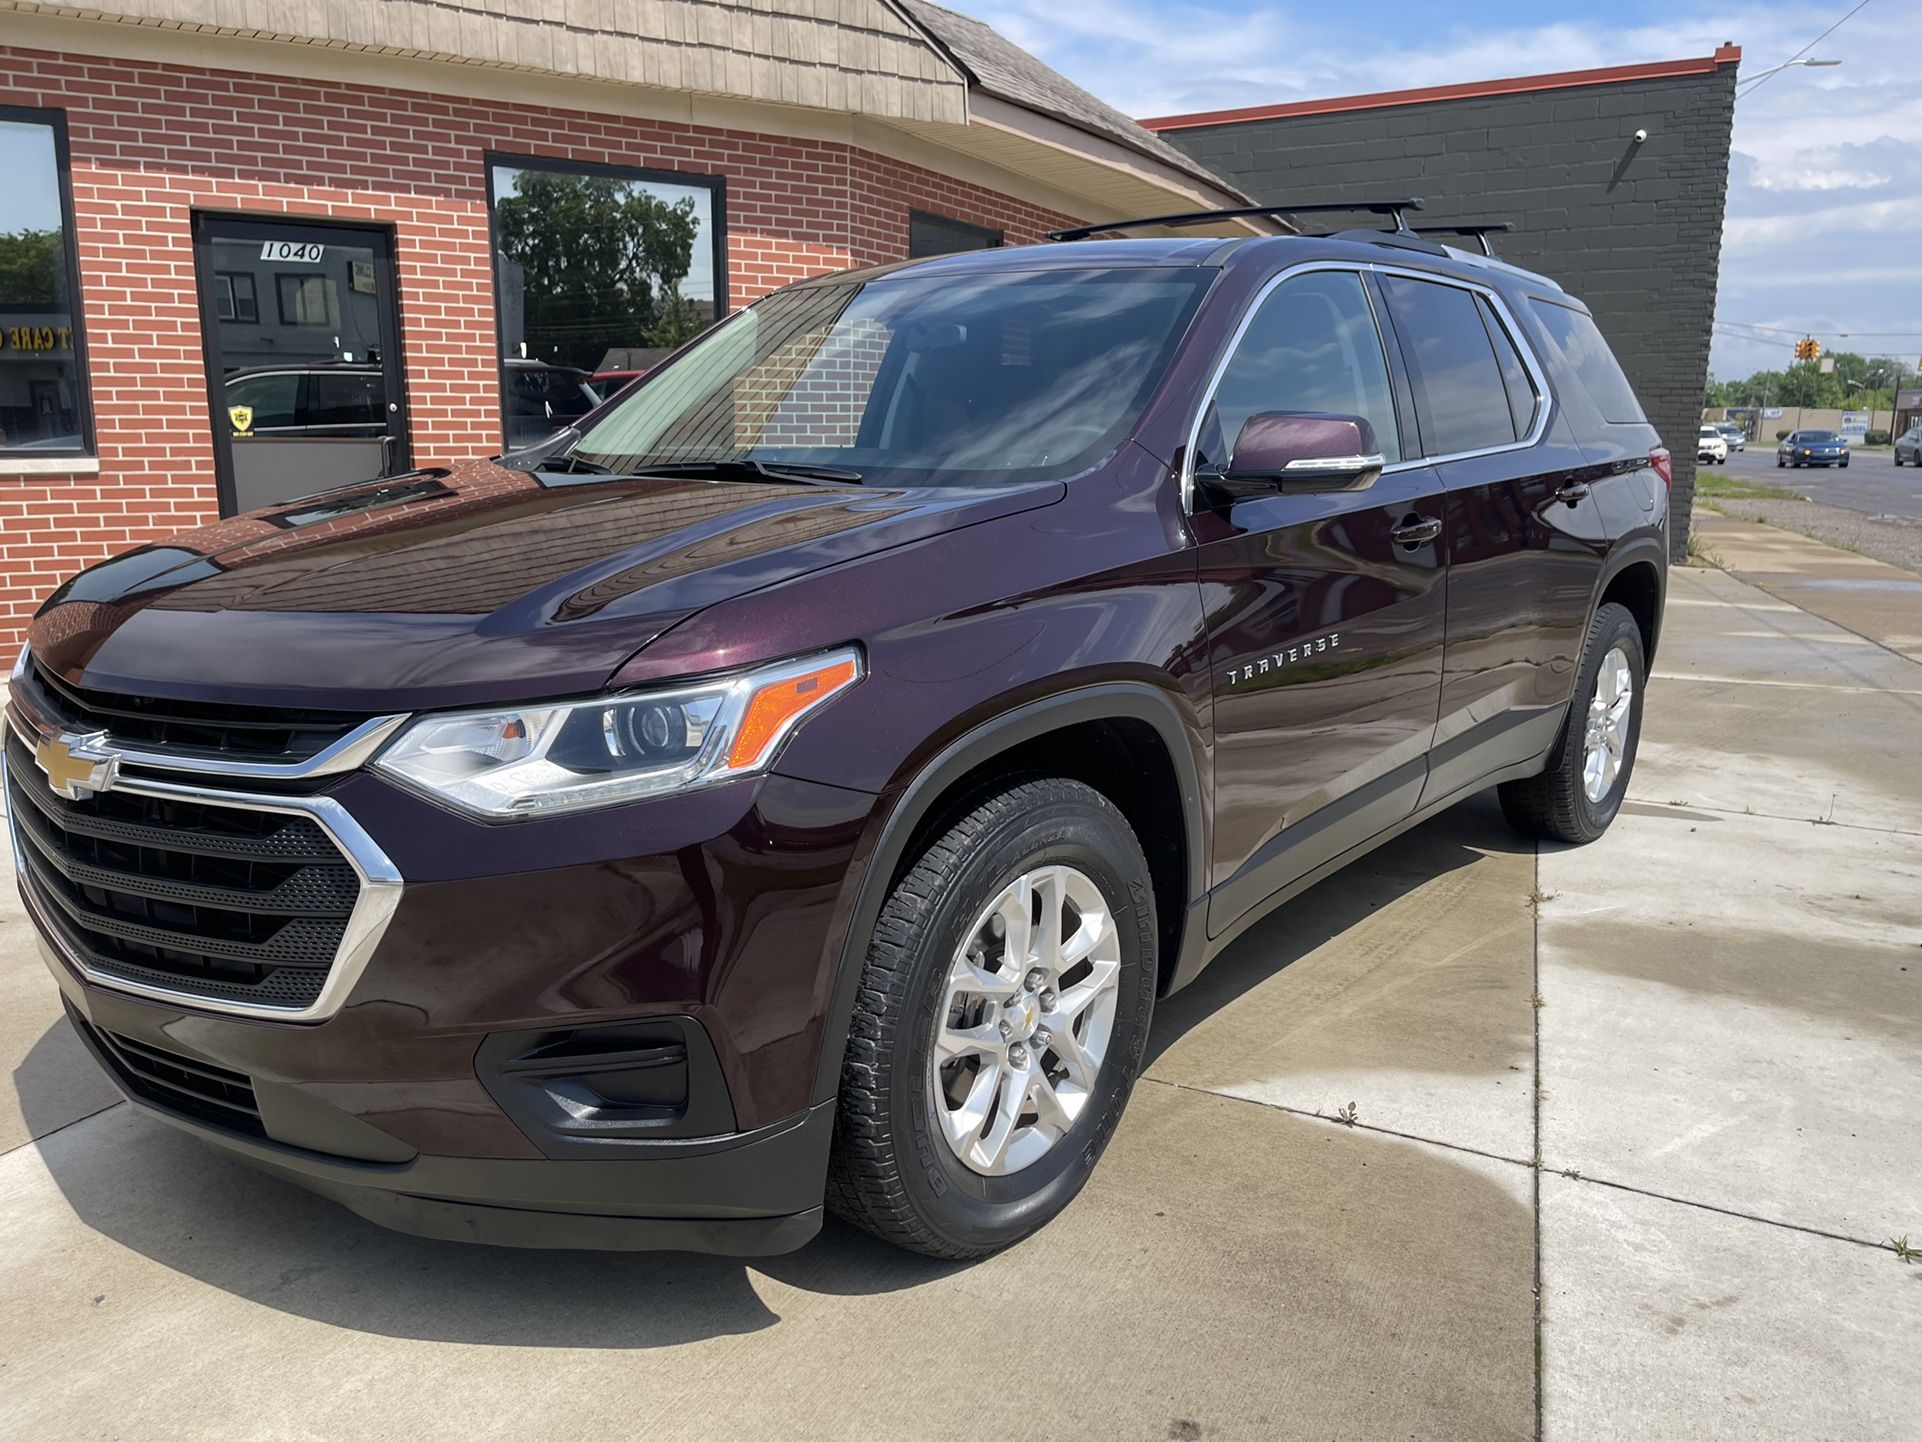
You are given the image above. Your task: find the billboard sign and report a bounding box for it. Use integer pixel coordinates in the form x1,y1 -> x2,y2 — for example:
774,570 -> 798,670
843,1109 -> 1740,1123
1840,411 -> 1867,441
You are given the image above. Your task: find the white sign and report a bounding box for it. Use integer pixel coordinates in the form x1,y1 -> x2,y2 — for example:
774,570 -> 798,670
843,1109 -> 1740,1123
260,240 -> 325,263
1764,407 -> 1783,419
1840,411 -> 1867,440
1819,356 -> 1835,374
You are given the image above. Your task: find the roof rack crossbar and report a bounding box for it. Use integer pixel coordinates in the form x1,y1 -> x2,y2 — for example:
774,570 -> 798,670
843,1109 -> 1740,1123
1409,221 -> 1516,257
1045,197 -> 1425,244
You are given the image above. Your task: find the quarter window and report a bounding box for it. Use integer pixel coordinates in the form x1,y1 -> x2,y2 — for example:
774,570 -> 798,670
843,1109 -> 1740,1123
1197,269 -> 1401,471
1379,275 -> 1518,457
0,106 -> 91,457
1530,299 -> 1645,425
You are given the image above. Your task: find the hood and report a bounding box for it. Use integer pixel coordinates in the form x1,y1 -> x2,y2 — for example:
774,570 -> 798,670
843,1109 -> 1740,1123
27,459 -> 1062,711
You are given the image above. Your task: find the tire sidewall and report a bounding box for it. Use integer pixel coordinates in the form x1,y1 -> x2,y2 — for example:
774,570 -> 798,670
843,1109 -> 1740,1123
1567,605 -> 1646,838
887,796 -> 1156,1252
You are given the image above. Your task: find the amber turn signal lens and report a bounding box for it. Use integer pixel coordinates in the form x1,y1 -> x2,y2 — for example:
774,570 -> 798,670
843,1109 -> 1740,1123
726,657 -> 860,770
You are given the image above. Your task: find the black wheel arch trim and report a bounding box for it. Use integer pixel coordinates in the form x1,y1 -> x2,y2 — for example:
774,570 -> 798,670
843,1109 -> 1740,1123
809,682 -> 1208,1107
1591,532 -> 1669,664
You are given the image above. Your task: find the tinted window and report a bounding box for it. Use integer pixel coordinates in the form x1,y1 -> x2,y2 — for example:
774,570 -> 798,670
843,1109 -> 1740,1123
305,371 -> 384,430
490,156 -> 723,446
909,210 -> 1003,258
1529,300 -> 1646,424
1477,294 -> 1539,441
223,372 -> 300,431
1197,269 -> 1401,469
0,109 -> 90,454
576,267 -> 1210,487
1381,275 -> 1516,456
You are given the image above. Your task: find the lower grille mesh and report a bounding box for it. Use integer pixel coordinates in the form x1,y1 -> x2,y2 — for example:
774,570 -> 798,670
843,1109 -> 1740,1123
72,1008 -> 265,1137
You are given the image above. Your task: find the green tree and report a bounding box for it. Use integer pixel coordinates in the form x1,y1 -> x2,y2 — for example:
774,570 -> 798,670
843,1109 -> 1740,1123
495,172 -> 700,370
0,228 -> 64,308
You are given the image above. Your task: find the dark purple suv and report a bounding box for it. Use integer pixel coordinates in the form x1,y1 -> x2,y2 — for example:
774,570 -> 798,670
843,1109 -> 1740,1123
7,227 -> 1668,1259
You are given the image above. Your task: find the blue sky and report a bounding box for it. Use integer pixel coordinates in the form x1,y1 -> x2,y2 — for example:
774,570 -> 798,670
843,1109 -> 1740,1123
948,0 -> 1922,383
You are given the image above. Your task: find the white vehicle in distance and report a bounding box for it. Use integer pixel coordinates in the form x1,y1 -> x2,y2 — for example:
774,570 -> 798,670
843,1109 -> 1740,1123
1697,425 -> 1729,465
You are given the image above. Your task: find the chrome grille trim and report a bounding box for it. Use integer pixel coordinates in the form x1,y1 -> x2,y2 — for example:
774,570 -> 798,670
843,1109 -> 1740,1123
4,716 -> 403,1023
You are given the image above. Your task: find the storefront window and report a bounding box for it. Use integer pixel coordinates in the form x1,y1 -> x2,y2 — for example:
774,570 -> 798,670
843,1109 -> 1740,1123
487,153 -> 725,450
0,107 -> 90,457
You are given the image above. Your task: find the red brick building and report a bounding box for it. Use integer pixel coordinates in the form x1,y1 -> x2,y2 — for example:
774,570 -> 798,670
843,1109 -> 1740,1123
0,0 -> 1250,650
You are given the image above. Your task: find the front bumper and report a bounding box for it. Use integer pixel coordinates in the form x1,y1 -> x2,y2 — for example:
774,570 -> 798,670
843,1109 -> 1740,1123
15,731 -> 880,1252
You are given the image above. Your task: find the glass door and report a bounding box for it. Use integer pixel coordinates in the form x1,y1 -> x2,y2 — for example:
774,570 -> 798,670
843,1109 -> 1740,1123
192,215 -> 409,513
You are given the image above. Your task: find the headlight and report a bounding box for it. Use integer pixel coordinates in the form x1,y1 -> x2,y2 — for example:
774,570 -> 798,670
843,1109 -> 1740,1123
373,647 -> 861,818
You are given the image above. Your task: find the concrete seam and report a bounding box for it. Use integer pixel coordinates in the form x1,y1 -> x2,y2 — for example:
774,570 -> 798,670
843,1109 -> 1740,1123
1727,570 -> 1922,673
0,1098 -> 125,1159
1621,796 -> 1922,837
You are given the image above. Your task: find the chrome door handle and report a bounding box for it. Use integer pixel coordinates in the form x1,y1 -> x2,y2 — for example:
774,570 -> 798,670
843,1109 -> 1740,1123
1391,515 -> 1442,547
1556,481 -> 1591,505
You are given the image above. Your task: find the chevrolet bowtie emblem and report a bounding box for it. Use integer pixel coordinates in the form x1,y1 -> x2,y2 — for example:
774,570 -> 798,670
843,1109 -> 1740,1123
33,733 -> 117,801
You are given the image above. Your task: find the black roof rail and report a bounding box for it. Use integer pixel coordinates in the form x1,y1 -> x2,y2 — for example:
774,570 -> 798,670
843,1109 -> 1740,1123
1409,221 -> 1516,257
1045,198 -> 1425,244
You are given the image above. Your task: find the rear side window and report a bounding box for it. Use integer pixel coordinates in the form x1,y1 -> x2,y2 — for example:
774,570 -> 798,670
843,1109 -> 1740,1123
1529,300 -> 1646,424
1477,295 -> 1539,441
1198,268 -> 1402,469
1379,275 -> 1517,457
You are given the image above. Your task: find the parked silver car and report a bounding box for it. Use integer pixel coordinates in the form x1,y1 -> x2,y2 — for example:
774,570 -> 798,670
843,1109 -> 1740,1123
1895,423 -> 1922,467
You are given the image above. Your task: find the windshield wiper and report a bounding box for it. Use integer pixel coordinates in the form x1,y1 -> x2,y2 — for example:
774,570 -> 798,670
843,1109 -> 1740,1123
635,459 -> 864,486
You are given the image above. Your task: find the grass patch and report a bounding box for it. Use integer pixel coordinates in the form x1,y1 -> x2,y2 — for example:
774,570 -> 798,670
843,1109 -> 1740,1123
1694,472 -> 1803,502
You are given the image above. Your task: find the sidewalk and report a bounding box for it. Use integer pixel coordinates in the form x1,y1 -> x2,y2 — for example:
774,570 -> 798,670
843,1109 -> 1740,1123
1,549 -> 1918,1441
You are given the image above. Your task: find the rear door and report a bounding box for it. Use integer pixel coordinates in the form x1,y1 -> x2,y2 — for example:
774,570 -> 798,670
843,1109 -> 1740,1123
1374,271 -> 1612,802
1190,265 -> 1448,936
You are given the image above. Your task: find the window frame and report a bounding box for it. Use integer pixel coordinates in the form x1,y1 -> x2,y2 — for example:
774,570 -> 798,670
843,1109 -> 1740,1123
1183,260 -> 1554,512
907,208 -> 1004,258
482,150 -> 728,453
0,103 -> 95,460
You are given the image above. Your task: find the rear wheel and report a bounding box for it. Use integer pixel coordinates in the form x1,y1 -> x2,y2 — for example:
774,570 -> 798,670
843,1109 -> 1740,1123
1500,602 -> 1645,845
828,777 -> 1156,1258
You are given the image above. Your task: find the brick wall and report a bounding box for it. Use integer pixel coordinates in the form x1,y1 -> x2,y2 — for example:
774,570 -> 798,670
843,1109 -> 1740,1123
1157,63 -> 1739,561
0,43 -> 1074,650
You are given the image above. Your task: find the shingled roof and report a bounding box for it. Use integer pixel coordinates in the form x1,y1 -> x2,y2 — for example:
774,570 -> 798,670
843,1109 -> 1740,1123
895,0 -> 1250,202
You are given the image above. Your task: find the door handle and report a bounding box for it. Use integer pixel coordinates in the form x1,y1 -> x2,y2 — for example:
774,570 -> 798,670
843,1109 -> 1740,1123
1391,515 -> 1442,548
1556,481 -> 1591,505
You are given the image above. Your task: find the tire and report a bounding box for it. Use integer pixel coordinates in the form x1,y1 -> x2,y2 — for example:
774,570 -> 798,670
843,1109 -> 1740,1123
1499,601 -> 1646,845
1777,457 -> 1786,468
827,777 -> 1157,1258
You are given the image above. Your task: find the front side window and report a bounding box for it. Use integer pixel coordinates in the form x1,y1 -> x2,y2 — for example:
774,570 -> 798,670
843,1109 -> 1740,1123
1196,269 -> 1401,471
1380,275 -> 1519,457
572,267 -> 1210,487
489,154 -> 724,448
0,107 -> 90,456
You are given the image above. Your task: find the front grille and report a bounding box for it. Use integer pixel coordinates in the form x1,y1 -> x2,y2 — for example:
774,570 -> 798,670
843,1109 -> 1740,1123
21,658 -> 371,765
8,736 -> 360,1008
71,1007 -> 265,1137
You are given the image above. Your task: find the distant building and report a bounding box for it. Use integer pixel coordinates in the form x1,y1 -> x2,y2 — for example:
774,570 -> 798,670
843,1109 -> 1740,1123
1144,48 -> 1742,561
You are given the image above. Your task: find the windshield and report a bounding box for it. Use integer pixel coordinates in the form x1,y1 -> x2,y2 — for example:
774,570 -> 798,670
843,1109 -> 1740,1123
1800,431 -> 1840,442
570,267 -> 1212,486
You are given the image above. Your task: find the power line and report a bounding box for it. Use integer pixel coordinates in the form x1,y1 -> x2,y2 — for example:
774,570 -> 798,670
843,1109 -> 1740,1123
1736,0 -> 1875,99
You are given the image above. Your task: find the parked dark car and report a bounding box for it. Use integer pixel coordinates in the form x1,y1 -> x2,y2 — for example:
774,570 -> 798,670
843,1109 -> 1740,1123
222,363 -> 386,438
503,359 -> 602,449
1894,423 -> 1922,467
9,224 -> 1668,1260
1778,428 -> 1849,468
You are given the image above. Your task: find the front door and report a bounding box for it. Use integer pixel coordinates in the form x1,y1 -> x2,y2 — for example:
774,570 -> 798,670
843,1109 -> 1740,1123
192,215 -> 408,514
1191,266 -> 1448,937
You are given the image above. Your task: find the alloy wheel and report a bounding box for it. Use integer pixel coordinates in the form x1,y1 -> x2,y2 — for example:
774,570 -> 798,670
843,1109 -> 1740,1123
930,864 -> 1121,1176
1582,645 -> 1634,803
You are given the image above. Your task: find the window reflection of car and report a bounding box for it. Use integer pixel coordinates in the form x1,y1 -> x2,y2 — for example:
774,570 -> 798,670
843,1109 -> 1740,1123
222,364 -> 387,439
504,360 -> 602,448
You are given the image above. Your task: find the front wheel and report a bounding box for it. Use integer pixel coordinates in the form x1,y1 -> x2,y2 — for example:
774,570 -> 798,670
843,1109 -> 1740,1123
828,777 -> 1156,1257
1499,602 -> 1646,844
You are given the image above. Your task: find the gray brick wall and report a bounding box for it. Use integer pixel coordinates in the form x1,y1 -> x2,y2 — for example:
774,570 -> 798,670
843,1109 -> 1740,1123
1160,66 -> 1738,561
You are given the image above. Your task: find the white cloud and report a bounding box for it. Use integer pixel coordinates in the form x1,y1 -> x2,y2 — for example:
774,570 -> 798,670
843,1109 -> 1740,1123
952,0 -> 1922,382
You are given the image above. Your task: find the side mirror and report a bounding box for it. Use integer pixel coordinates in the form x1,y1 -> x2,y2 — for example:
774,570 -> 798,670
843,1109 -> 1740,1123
1204,412 -> 1385,501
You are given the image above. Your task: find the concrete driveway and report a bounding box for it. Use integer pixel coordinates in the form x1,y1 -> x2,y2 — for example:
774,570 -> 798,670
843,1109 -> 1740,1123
2,554 -> 1917,1441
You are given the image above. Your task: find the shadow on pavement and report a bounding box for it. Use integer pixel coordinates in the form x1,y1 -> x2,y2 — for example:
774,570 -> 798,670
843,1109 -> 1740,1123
1148,790 -> 1531,1069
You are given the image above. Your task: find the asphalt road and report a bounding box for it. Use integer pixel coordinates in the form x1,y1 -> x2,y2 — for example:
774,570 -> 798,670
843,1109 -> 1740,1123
1710,438 -> 1922,519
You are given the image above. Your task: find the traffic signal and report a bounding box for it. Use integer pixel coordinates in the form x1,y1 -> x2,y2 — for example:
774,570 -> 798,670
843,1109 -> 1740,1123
1794,338 -> 1822,362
